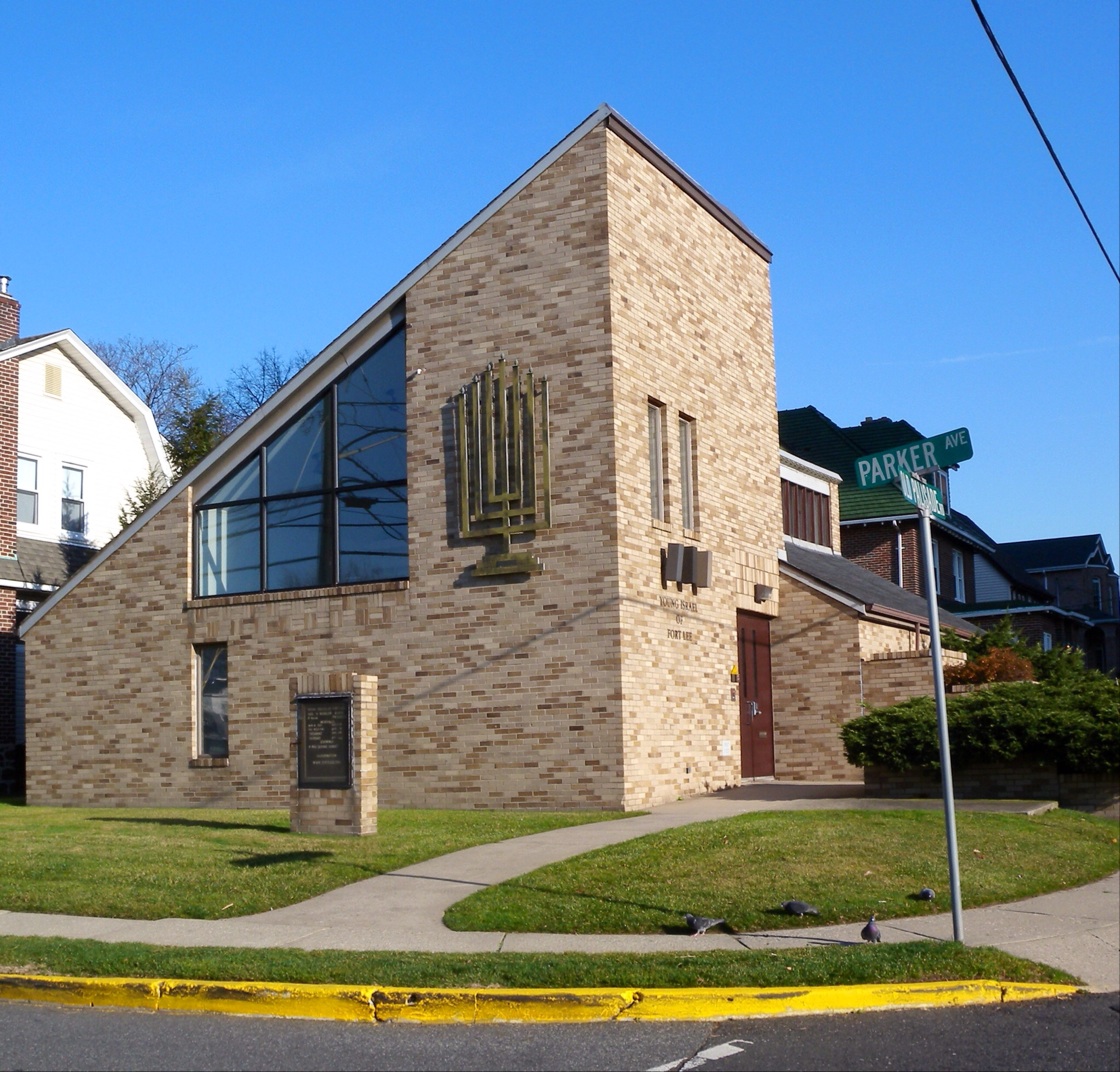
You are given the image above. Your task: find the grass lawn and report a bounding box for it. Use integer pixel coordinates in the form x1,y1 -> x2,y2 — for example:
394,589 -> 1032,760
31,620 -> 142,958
445,808 -> 1120,934
0,801 -> 629,919
0,800 -> 1114,990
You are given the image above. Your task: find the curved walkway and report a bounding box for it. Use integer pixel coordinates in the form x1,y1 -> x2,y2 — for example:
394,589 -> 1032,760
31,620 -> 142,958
1,785 -> 1117,1020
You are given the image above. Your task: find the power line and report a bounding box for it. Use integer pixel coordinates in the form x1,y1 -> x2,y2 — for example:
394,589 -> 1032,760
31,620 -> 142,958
971,0 -> 1119,284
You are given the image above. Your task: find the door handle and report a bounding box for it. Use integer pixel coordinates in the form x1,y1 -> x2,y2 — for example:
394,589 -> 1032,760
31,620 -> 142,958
745,700 -> 759,720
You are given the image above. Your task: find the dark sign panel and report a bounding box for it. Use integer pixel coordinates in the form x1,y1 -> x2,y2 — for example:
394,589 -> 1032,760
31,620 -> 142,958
297,697 -> 352,789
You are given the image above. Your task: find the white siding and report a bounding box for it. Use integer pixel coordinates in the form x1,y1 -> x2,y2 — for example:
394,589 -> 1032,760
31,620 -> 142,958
17,347 -> 159,548
974,555 -> 1012,602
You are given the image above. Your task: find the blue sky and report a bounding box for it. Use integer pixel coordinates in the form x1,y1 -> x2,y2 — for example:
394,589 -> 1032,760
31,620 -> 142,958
6,0 -> 1118,556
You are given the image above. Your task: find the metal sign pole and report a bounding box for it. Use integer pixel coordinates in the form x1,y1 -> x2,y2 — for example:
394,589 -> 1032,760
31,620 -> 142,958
917,505 -> 965,942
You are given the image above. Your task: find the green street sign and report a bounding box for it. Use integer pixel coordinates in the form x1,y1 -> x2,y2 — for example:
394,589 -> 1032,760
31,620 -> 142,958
898,470 -> 946,518
854,427 -> 973,489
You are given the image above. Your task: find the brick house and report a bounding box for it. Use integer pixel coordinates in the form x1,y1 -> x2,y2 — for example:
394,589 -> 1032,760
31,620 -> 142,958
775,406 -> 1102,664
771,450 -> 975,781
0,278 -> 172,795
997,535 -> 1119,675
18,107 -> 971,811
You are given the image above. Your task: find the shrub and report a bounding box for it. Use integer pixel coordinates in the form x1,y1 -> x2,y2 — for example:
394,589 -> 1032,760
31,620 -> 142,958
841,676 -> 1120,775
944,647 -> 1034,686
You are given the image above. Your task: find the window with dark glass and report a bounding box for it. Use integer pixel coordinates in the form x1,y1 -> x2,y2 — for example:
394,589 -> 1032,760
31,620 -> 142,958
194,327 -> 407,596
197,643 -> 228,758
17,456 -> 38,524
61,465 -> 85,534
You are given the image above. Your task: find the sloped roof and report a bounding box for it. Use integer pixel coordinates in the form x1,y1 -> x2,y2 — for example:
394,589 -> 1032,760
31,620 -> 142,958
777,406 -> 919,521
0,537 -> 97,590
20,105 -> 772,637
1,328 -> 171,480
999,534 -> 1114,573
782,541 -> 977,634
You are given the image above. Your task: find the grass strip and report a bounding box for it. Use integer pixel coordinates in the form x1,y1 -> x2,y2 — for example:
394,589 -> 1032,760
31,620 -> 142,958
0,935 -> 1080,990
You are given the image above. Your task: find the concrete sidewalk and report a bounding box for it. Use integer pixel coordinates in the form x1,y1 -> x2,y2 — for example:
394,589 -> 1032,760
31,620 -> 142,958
1,784 -> 1117,1012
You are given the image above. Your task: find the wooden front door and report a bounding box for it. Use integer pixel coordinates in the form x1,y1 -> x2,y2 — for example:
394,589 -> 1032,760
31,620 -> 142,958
737,610 -> 775,779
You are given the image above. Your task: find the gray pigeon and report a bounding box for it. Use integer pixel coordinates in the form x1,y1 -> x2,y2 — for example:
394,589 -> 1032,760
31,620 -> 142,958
861,914 -> 882,943
684,913 -> 725,937
781,899 -> 819,917
918,887 -> 936,901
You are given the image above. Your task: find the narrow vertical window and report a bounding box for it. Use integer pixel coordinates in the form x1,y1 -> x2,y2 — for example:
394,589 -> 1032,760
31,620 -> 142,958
17,456 -> 38,524
648,401 -> 666,522
1042,632 -> 1053,652
61,465 -> 85,534
197,644 -> 229,758
1092,578 -> 1102,610
931,539 -> 941,595
679,415 -> 696,531
952,549 -> 965,602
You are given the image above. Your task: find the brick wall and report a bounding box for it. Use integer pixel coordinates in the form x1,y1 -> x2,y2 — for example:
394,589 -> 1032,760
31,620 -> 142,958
771,579 -> 863,781
864,763 -> 1119,818
0,288 -> 19,793
23,123 -> 782,811
0,288 -> 19,344
861,646 -> 966,709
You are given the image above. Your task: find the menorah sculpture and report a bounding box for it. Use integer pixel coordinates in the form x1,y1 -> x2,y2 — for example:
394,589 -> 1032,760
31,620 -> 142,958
456,355 -> 551,576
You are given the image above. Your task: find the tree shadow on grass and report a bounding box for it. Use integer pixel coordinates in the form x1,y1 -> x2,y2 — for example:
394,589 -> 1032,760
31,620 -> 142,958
230,850 -> 334,868
86,816 -> 286,834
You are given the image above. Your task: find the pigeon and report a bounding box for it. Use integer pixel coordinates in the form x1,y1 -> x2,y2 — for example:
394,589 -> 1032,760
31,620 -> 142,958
781,900 -> 819,917
917,887 -> 936,901
684,913 -> 725,937
861,914 -> 882,943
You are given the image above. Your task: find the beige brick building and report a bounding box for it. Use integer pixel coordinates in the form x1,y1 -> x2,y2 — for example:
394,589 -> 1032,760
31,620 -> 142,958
20,106 -> 964,812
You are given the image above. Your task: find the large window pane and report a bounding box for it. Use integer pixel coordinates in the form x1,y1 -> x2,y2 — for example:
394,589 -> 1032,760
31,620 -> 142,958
266,495 -> 333,590
197,504 -> 261,596
337,331 -> 406,487
199,456 -> 260,507
265,399 -> 330,496
338,487 -> 408,583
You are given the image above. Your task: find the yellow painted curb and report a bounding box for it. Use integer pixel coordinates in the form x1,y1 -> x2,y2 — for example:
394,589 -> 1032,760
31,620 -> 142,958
0,974 -> 1081,1023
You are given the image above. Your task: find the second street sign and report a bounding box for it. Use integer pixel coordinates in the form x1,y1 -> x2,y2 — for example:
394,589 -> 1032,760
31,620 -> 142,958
854,428 -> 973,489
898,470 -> 946,518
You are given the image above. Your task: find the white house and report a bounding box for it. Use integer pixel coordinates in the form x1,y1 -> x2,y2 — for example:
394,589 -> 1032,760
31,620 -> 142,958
0,276 -> 172,794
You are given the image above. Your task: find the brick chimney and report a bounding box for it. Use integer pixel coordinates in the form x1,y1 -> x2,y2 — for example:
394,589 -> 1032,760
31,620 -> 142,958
0,277 -> 18,344
0,276 -> 19,560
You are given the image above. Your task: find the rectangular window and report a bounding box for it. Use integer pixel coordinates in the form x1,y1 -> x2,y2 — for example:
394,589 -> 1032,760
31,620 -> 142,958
1042,632 -> 1053,652
197,644 -> 228,758
1092,578 -> 1102,610
678,415 -> 696,531
931,539 -> 941,595
61,465 -> 85,534
952,549 -> 966,602
648,401 -> 666,522
17,456 -> 37,524
781,479 -> 832,547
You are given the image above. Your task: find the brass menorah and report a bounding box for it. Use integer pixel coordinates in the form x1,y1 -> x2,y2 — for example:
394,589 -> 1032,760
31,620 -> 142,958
456,355 -> 551,576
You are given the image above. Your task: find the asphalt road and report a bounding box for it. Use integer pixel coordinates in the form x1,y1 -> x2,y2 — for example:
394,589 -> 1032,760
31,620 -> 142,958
1,992 -> 1117,1072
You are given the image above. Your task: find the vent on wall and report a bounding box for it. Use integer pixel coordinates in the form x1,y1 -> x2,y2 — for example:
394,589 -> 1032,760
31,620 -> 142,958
44,364 -> 62,397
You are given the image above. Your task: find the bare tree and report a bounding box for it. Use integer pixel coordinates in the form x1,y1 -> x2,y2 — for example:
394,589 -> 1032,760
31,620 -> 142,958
221,346 -> 308,430
91,336 -> 203,438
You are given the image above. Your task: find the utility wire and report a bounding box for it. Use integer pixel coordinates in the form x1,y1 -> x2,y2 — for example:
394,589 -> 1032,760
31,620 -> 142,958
971,0 -> 1119,284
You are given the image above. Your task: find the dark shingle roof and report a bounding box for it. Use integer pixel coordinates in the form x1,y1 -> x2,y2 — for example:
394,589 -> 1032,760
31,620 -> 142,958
782,541 -> 977,634
999,535 -> 1114,573
0,538 -> 97,589
779,407 -> 960,524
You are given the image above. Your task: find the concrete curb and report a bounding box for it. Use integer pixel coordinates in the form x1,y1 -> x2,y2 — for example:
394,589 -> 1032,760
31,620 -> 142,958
0,973 -> 1082,1023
